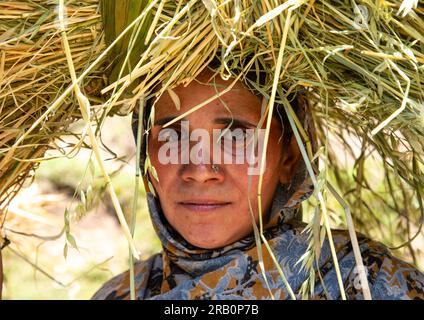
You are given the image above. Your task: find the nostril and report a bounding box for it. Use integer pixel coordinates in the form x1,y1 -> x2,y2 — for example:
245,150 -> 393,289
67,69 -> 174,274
180,163 -> 224,183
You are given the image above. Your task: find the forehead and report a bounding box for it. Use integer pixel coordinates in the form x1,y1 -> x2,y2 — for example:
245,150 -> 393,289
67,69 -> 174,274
153,69 -> 264,123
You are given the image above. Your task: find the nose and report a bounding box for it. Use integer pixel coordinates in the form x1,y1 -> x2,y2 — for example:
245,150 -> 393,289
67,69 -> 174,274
180,137 -> 224,183
181,163 -> 224,183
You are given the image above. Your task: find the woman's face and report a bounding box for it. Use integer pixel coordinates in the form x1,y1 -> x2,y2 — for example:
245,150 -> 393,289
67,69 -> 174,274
147,69 -> 300,249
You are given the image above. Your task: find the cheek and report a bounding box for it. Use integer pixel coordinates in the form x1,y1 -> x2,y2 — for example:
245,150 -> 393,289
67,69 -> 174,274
265,135 -> 283,169
225,159 -> 279,211
147,142 -> 176,192
247,141 -> 282,208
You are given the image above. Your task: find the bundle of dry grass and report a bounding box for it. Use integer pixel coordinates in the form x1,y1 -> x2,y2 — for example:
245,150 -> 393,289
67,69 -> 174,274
0,0 -> 105,215
1,0 -> 423,299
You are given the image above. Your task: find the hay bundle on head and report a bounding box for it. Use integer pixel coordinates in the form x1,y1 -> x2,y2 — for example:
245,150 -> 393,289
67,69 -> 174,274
103,0 -> 424,251
1,0 -> 424,299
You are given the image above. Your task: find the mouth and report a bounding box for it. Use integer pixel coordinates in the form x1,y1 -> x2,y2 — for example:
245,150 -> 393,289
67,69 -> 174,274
178,200 -> 232,212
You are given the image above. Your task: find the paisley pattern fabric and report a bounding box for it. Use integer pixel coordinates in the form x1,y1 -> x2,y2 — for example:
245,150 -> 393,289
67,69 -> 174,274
92,187 -> 424,300
92,94 -> 424,300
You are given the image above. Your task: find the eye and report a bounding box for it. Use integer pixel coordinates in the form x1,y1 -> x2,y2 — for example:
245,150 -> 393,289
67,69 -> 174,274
223,127 -> 246,143
220,127 -> 248,158
231,128 -> 246,141
158,128 -> 180,143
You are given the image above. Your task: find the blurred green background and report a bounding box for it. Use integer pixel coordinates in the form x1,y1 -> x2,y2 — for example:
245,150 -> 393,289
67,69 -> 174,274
2,115 -> 161,299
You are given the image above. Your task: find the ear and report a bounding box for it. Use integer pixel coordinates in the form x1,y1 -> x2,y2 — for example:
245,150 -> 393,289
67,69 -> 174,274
279,135 -> 302,185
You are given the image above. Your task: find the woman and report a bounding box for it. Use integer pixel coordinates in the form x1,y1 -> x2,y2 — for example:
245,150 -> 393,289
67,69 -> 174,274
92,67 -> 424,300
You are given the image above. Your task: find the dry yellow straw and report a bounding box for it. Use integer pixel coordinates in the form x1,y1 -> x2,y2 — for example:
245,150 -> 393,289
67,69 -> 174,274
57,0 -> 139,259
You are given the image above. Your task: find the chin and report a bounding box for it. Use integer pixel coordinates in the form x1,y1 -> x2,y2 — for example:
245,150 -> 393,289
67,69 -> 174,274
183,232 -> 233,249
176,222 -> 252,249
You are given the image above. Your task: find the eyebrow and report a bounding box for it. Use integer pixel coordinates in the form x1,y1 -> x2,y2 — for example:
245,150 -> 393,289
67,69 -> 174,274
214,117 -> 256,128
154,116 -> 256,128
154,116 -> 181,126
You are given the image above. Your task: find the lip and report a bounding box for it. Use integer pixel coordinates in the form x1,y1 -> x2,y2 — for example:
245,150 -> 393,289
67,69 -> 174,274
178,200 -> 231,212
